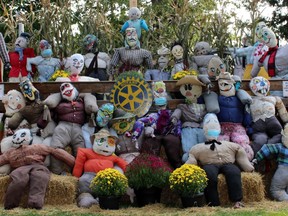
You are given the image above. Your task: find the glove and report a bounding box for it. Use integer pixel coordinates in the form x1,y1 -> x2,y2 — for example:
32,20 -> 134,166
171,117 -> 178,126
4,62 -> 11,71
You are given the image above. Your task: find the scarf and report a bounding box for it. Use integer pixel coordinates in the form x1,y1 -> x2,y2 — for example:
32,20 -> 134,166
85,51 -> 99,76
259,46 -> 278,77
205,139 -> 222,151
15,47 -> 24,60
69,74 -> 79,82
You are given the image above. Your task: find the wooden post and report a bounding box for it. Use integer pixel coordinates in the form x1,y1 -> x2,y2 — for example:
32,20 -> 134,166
130,0 -> 137,8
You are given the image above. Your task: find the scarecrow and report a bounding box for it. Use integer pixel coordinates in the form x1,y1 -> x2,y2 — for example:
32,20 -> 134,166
43,82 -> 98,174
8,32 -> 35,82
26,39 -> 60,82
0,128 -> 75,210
170,75 -> 219,162
186,113 -> 254,208
110,27 -> 153,78
73,128 -> 127,208
120,7 -> 149,48
170,42 -> 187,77
249,76 -> 288,154
216,72 -> 254,161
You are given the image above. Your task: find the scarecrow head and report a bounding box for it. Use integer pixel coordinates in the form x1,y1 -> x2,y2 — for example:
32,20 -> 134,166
14,32 -> 31,49
194,41 -> 211,56
261,26 -> 277,48
2,90 -> 26,117
128,7 -> 141,20
171,42 -> 184,60
249,76 -> 270,97
39,39 -> 52,58
216,72 -> 236,97
176,75 -> 205,103
125,27 -> 139,48
91,128 -> 118,156
60,82 -> 79,102
157,46 -> 170,69
203,113 -> 221,141
19,79 -> 40,102
110,109 -> 136,135
255,21 -> 267,42
207,57 -> 226,80
66,53 -> 85,76
96,103 -> 115,128
83,34 -> 98,53
12,128 -> 33,148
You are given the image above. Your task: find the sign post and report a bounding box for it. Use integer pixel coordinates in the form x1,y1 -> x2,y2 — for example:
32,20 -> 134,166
130,0 -> 137,8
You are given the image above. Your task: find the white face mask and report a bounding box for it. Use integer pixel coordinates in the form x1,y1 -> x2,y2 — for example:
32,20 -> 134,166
67,54 -> 84,75
171,45 -> 183,60
60,83 -> 79,101
249,76 -> 270,97
255,22 -> 267,41
12,129 -> 33,148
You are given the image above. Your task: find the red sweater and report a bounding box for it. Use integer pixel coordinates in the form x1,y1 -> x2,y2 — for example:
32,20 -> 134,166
72,148 -> 128,177
8,48 -> 35,78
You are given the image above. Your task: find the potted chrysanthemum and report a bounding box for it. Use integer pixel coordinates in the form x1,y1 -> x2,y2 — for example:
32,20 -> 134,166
90,168 -> 128,210
169,164 -> 208,207
172,70 -> 198,80
49,69 -> 70,81
125,153 -> 172,207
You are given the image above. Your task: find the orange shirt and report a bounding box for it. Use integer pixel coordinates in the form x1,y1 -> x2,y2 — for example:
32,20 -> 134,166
72,148 -> 128,177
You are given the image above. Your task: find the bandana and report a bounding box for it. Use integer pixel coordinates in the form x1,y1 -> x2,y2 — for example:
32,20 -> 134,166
15,47 -> 24,60
205,139 -> 222,151
259,46 -> 278,77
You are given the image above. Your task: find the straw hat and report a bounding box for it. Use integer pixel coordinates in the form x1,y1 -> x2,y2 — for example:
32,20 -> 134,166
110,109 -> 136,124
176,75 -> 205,87
93,128 -> 118,141
216,72 -> 235,83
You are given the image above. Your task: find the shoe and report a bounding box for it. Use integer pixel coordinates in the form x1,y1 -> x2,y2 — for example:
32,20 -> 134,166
233,201 -> 244,209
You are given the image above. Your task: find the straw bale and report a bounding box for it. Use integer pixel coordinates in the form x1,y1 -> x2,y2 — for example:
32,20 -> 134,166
0,174 -> 78,206
218,172 -> 265,205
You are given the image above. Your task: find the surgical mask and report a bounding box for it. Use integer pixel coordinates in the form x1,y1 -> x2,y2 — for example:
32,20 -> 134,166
207,129 -> 220,138
41,49 -> 53,58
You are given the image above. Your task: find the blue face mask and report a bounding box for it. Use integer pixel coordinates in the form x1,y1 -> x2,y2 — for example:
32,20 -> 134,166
41,49 -> 53,58
207,129 -> 220,138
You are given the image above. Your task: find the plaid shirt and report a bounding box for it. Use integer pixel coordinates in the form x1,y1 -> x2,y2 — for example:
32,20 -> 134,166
256,143 -> 288,166
0,144 -> 75,169
110,47 -> 153,75
0,33 -> 10,64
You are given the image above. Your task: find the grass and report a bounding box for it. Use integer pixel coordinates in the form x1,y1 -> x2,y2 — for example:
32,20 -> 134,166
1,200 -> 288,216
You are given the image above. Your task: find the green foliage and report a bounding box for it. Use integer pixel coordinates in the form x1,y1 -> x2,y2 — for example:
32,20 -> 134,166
125,153 -> 172,190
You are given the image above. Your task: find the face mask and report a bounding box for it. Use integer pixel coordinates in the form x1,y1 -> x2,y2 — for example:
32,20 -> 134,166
41,49 -> 53,58
207,129 -> 220,138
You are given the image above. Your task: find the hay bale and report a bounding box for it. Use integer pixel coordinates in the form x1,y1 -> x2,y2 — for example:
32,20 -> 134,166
218,172 -> 265,205
0,174 -> 78,206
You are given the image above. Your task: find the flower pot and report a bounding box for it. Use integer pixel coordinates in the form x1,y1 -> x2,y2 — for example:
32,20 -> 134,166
181,193 -> 206,208
98,196 -> 120,210
134,187 -> 162,207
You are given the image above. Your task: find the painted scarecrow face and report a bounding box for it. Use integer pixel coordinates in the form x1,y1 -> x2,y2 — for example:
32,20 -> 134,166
12,128 -> 33,148
67,53 -> 84,75
111,114 -> 136,135
14,36 -> 28,49
152,81 -> 166,97
203,113 -> 221,141
158,55 -> 169,69
179,83 -> 202,102
171,45 -> 183,60
255,21 -> 267,41
83,34 -> 98,53
129,7 -> 141,20
207,57 -> 226,80
39,40 -> 52,58
19,79 -> 39,102
60,82 -> 79,102
92,129 -> 117,156
125,28 -> 138,48
217,72 -> 236,97
194,42 -> 211,56
2,90 -> 26,117
261,27 -> 277,48
96,103 -> 115,128
249,76 -> 270,97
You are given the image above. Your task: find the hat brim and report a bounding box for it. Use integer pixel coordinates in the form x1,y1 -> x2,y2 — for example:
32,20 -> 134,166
176,75 -> 206,87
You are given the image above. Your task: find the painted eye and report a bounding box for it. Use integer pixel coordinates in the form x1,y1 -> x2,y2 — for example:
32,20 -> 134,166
21,132 -> 26,137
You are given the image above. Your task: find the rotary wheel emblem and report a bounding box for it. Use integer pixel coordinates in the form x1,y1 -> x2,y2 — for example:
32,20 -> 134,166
110,76 -> 152,117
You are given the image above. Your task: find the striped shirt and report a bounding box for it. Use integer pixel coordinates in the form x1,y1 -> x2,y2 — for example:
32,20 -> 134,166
0,33 -> 10,63
256,143 -> 288,166
110,47 -> 153,75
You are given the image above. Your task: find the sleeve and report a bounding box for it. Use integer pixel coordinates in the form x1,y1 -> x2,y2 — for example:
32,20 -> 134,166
144,51 -> 153,69
0,153 -> 9,166
114,156 -> 128,172
171,108 -> 182,121
26,56 -> 40,72
275,96 -> 288,124
72,148 -> 87,177
185,148 -> 198,165
250,56 -> 261,78
235,144 -> 254,172
50,147 -> 75,168
242,104 -> 253,135
235,46 -> 253,57
110,49 -> 120,75
144,70 -> 152,81
256,144 -> 280,162
0,33 -> 10,64
140,19 -> 149,31
121,21 -> 129,33
27,48 -> 36,73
